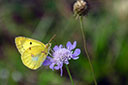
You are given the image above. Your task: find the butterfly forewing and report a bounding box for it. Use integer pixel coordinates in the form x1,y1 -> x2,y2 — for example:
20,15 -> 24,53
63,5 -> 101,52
15,37 -> 46,54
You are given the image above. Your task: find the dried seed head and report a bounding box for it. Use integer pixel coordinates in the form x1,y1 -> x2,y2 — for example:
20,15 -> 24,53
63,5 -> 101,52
73,0 -> 88,16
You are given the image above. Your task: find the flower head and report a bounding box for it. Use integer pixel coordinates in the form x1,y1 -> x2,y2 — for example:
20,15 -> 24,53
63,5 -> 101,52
43,41 -> 81,76
73,0 -> 89,17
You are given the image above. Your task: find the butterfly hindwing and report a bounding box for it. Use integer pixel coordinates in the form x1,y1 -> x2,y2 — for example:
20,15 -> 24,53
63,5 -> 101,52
21,46 -> 49,70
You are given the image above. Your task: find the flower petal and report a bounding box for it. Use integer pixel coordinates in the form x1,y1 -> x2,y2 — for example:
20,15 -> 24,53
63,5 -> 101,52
66,41 -> 77,50
54,65 -> 60,70
72,41 -> 77,50
64,61 -> 69,64
47,56 -> 52,59
60,68 -> 63,76
60,63 -> 63,68
53,45 -> 59,51
72,56 -> 79,60
42,56 -> 52,66
73,48 -> 81,56
66,41 -> 72,49
59,44 -> 63,48
49,63 -> 55,70
43,59 -> 51,66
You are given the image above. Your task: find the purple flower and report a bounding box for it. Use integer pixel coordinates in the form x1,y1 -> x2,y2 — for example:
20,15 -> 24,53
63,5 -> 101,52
43,41 -> 81,76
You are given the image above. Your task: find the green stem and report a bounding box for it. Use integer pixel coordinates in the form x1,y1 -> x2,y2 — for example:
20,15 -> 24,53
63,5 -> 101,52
79,16 -> 97,85
65,65 -> 74,85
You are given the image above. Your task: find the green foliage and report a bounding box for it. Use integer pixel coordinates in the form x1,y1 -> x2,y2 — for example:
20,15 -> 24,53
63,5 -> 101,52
0,0 -> 128,84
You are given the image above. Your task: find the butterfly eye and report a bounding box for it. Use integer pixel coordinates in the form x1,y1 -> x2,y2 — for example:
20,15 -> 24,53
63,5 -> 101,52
30,42 -> 32,45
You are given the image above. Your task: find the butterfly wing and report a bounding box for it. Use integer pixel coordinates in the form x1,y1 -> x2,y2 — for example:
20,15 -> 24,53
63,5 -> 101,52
15,36 -> 45,55
15,36 -> 51,70
21,45 -> 50,70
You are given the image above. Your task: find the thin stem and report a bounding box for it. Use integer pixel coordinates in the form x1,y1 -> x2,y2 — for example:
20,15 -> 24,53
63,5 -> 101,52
65,65 -> 74,85
79,16 -> 97,85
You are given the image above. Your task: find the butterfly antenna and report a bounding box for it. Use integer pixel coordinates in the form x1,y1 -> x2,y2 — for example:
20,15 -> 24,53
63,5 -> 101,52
48,34 -> 56,43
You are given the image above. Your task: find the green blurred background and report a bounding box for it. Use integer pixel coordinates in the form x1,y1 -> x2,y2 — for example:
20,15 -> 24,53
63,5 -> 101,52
0,0 -> 128,85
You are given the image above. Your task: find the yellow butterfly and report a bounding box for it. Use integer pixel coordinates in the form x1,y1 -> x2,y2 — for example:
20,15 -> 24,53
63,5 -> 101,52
15,36 -> 54,70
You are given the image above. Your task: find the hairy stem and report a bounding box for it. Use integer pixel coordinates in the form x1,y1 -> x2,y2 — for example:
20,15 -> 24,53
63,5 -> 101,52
79,16 -> 97,85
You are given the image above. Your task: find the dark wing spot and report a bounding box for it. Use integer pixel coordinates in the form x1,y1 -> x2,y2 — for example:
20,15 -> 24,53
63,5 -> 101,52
29,47 -> 31,50
30,42 -> 32,45
41,51 -> 45,53
41,51 -> 47,54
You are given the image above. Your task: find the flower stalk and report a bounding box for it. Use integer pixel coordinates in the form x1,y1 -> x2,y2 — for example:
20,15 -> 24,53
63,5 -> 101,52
65,65 -> 74,85
79,16 -> 97,85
